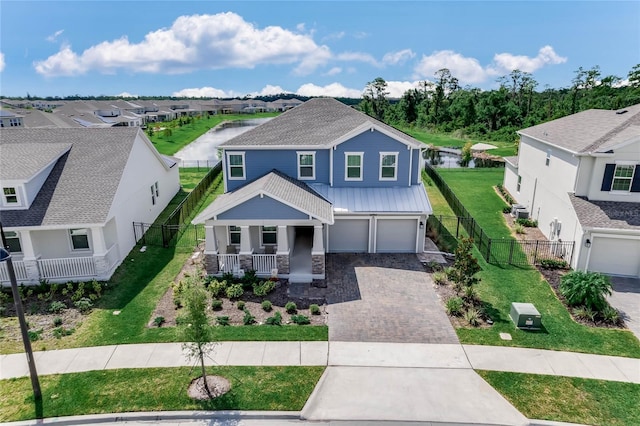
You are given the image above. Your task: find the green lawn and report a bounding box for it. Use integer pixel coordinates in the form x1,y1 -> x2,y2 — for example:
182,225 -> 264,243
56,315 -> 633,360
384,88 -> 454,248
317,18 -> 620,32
0,366 -> 325,422
180,167 -> 213,191
479,371 -> 640,426
433,168 -> 640,357
150,112 -> 278,156
399,126 -> 519,157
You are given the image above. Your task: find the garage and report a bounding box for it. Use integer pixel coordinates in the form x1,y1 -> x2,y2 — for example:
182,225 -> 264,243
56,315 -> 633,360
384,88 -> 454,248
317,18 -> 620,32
588,237 -> 640,277
376,218 -> 418,253
328,218 -> 369,252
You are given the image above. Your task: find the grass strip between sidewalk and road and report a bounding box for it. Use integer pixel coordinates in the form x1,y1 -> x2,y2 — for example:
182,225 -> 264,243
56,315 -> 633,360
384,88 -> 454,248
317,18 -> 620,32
429,167 -> 640,357
0,366 -> 325,422
478,371 -> 640,426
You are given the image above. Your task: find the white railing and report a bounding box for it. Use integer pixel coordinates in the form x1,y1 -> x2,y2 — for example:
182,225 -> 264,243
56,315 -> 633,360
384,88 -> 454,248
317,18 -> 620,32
217,254 -> 240,274
0,260 -> 28,282
252,254 -> 277,274
38,256 -> 96,279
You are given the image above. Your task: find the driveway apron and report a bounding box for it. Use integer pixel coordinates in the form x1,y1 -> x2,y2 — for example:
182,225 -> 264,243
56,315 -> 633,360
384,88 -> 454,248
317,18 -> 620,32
608,276 -> 640,340
325,253 -> 459,344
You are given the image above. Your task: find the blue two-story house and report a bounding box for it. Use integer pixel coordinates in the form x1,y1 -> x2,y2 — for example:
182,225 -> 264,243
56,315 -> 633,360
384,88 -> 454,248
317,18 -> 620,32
193,98 -> 432,282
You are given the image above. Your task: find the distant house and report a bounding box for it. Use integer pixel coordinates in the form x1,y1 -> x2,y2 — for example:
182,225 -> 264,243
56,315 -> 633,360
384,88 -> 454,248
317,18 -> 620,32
0,128 -> 180,284
503,104 -> 640,277
193,98 -> 432,283
0,109 -> 24,127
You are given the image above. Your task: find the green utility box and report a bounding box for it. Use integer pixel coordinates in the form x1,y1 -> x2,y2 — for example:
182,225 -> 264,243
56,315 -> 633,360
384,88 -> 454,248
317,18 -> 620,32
510,302 -> 542,330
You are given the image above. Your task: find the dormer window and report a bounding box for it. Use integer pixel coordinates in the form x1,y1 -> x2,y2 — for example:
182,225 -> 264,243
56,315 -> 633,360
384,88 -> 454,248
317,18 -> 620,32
380,152 -> 398,181
2,187 -> 18,204
297,151 -> 316,180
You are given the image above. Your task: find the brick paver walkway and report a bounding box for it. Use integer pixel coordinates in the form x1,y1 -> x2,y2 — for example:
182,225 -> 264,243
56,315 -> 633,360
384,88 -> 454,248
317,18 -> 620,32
325,254 -> 459,343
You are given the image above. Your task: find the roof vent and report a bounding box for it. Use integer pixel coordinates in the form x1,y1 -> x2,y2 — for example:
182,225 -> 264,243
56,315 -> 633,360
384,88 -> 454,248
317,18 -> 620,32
616,110 -> 628,115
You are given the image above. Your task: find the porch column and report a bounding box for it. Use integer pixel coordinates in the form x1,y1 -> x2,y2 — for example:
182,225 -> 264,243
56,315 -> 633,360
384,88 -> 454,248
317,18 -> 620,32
19,230 -> 39,282
91,227 -> 109,278
276,225 -> 289,274
238,226 -> 253,272
204,225 -> 219,275
311,225 -> 325,277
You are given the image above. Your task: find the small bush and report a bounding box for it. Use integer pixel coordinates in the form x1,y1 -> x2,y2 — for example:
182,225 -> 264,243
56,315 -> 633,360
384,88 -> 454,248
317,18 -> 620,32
574,306 -> 596,322
309,304 -> 321,315
28,329 -> 42,341
516,218 -> 538,227
216,316 -> 230,326
602,306 -> 621,325
253,280 -> 276,297
208,279 -> 228,297
236,300 -> 246,310
514,223 -> 526,234
432,271 -> 447,285
285,301 -> 297,314
241,270 -> 259,289
261,300 -> 273,312
70,282 -> 86,303
560,271 -> 612,312
153,316 -> 165,327
539,258 -> 569,270
291,314 -> 310,325
53,317 -> 63,327
446,297 -> 464,316
502,205 -> 512,214
243,309 -> 256,325
211,299 -> 223,310
464,308 -> 481,326
221,272 -> 235,283
52,327 -> 74,339
462,285 -> 479,303
225,284 -> 244,299
49,300 -> 67,314
74,297 -> 93,314
265,311 -> 282,326
444,266 -> 456,281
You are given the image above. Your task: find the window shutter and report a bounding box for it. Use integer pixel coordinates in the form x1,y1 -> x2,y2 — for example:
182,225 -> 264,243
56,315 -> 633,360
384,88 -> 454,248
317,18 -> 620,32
600,164 -> 615,191
631,165 -> 640,193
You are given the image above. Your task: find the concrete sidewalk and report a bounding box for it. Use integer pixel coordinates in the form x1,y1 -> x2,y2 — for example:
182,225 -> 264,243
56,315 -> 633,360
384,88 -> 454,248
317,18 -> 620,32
2,341 -> 638,383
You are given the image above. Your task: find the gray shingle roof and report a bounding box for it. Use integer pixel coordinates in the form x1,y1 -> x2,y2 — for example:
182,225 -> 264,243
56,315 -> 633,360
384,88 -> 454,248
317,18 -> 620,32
0,142 -> 71,180
221,98 -> 422,148
0,128 -> 141,227
569,194 -> 640,230
193,170 -> 333,224
518,104 -> 640,154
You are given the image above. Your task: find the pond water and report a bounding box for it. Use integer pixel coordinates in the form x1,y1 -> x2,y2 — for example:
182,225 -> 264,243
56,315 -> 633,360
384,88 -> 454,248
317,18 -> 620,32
174,117 -> 272,163
423,148 -> 476,168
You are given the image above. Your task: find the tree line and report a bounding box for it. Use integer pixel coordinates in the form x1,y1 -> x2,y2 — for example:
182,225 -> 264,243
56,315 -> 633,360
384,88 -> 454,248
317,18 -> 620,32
360,64 -> 640,142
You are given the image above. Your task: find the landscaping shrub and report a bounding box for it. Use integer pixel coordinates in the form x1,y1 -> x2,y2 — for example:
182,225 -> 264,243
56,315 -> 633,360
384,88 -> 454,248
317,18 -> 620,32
253,280 -> 276,297
261,300 -> 273,312
221,272 -> 235,283
211,299 -> 223,310
28,329 -> 42,341
602,306 -> 621,325
450,237 -> 481,289
208,279 -> 227,297
446,296 -> 464,316
539,259 -> 569,270
243,309 -> 256,325
309,304 -> 321,315
49,300 -> 67,314
285,301 -> 297,314
172,277 -> 195,308
153,316 -> 165,327
291,314 -> 310,325
241,269 -> 259,290
52,327 -> 74,339
236,300 -> 246,310
265,311 -> 282,326
516,218 -> 538,227
432,271 -> 447,285
444,266 -> 456,281
573,306 -> 596,322
216,316 -> 230,326
225,284 -> 244,299
560,271 -> 612,312
70,282 -> 86,303
496,184 -> 515,205
464,308 -> 481,326
502,205 -> 512,214
463,285 -> 479,303
514,223 -> 526,234
74,297 -> 93,314
53,317 -> 63,327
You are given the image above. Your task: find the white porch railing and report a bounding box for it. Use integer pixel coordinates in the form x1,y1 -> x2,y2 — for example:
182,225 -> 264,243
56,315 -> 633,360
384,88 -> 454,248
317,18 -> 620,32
252,254 -> 277,274
0,260 -> 28,282
217,254 -> 240,274
38,256 -> 96,279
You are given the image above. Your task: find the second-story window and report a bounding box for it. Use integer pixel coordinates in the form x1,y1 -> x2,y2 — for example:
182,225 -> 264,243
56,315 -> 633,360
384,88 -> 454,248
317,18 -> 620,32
227,152 -> 246,180
345,152 -> 364,181
612,164 -> 634,191
379,152 -> 398,181
2,187 -> 18,204
297,151 -> 316,180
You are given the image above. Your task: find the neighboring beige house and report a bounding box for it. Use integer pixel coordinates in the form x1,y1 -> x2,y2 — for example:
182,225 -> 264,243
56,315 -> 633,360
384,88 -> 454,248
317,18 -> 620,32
0,109 -> 24,127
503,104 -> 640,278
0,128 -> 180,284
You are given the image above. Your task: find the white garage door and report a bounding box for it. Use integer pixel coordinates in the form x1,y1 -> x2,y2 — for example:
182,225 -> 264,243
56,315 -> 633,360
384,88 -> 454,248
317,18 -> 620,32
589,237 -> 640,277
376,219 -> 418,253
328,219 -> 369,252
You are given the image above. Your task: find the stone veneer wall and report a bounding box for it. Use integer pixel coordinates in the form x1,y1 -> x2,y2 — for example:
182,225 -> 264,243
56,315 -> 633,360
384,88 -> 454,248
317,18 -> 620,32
239,254 -> 253,272
276,254 -> 290,274
312,254 -> 325,275
205,254 -> 219,275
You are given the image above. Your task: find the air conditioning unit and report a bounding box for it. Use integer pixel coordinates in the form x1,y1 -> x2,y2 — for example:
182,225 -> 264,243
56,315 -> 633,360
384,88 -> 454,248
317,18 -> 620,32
511,204 -> 526,216
515,209 -> 530,220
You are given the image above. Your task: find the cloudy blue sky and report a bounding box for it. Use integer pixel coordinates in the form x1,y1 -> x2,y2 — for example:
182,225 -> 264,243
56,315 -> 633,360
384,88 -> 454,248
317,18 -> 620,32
0,1 -> 638,98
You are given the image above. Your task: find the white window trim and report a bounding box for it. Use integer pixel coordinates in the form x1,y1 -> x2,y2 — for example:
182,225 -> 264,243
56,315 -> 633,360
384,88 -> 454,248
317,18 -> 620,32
379,152 -> 398,181
2,186 -> 19,205
611,164 -> 635,193
150,185 -> 156,205
345,152 -> 364,181
260,226 -> 278,246
69,228 -> 91,252
226,151 -> 246,180
517,175 -> 522,193
228,225 -> 241,245
5,231 -> 22,253
297,151 -> 316,180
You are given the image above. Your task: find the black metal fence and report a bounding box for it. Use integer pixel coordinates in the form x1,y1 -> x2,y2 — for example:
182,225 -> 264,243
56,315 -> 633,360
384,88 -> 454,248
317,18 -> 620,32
424,162 -> 575,267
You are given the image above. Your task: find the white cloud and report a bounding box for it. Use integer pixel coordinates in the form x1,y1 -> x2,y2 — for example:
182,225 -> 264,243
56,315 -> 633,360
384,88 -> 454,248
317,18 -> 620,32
492,45 -> 567,74
336,51 -> 379,67
385,80 -> 423,98
322,31 -> 345,42
382,49 -> 415,66
46,29 -> 64,42
116,92 -> 138,98
172,86 -> 238,98
296,82 -> 363,98
0,52 -> 5,72
34,12 -> 331,77
254,85 -> 290,96
325,67 -> 342,76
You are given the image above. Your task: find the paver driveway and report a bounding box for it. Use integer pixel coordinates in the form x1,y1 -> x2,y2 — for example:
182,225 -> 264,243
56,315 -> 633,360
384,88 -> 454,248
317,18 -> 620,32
608,276 -> 640,340
325,253 -> 459,343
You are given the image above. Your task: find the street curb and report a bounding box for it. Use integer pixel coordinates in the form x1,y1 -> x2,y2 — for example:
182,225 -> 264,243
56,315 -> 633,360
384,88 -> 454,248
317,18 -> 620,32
2,410 -> 301,426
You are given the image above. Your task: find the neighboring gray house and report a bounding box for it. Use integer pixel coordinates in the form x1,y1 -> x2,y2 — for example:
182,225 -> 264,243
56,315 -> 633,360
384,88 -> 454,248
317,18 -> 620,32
0,128 -> 180,284
194,98 -> 432,283
503,104 -> 640,278
0,109 -> 24,127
